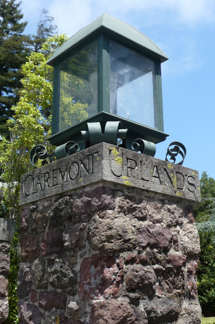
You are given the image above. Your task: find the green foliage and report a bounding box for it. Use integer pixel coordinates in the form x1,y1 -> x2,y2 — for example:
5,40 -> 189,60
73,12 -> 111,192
195,172 -> 215,316
4,231 -> 20,324
0,3 -> 57,138
0,34 -> 67,218
0,35 -> 67,323
201,317 -> 215,324
194,171 -> 215,222
197,231 -> 215,313
196,198 -> 215,236
200,172 -> 215,197
0,0 -> 30,138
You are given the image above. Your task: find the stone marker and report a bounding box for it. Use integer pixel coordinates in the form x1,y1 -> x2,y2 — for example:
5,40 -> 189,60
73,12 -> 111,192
20,142 -> 200,205
0,219 -> 15,242
18,143 -> 202,324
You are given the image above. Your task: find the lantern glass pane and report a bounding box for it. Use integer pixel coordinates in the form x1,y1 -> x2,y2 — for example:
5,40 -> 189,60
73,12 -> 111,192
58,41 -> 97,132
109,40 -> 157,129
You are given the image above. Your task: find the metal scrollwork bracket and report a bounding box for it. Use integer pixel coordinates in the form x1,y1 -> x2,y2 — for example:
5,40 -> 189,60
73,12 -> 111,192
131,138 -> 156,157
55,141 -> 80,160
30,145 -> 54,168
81,121 -> 127,146
30,141 -> 81,167
165,141 -> 186,165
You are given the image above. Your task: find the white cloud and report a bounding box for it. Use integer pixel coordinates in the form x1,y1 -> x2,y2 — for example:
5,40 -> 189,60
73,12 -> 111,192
19,0 -> 211,77
162,39 -> 204,75
115,0 -> 215,25
21,0 -> 215,36
172,0 -> 215,24
49,0 -> 94,36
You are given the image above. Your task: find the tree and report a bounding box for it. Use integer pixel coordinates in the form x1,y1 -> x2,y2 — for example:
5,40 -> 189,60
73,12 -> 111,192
31,8 -> 57,53
0,35 -> 67,323
0,31 -> 92,217
197,229 -> 215,316
0,32 -> 94,322
194,171 -> 215,222
199,171 -> 215,197
0,0 -> 30,138
0,34 -> 68,217
195,172 -> 215,316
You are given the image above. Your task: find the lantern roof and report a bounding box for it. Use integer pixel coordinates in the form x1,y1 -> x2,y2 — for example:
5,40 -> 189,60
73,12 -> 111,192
47,13 -> 168,66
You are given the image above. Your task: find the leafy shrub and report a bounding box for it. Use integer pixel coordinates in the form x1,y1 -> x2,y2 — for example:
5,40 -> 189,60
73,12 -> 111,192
5,231 -> 20,323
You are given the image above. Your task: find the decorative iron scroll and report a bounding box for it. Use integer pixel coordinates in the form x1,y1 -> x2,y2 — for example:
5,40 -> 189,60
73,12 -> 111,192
131,138 -> 156,157
30,141 -> 80,167
0,202 -> 7,218
30,145 -> 54,168
81,121 -> 127,146
165,141 -> 186,166
55,141 -> 80,160
30,121 -> 167,166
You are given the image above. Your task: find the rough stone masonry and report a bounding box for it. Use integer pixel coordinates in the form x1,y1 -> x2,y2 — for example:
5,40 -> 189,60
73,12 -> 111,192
18,142 -> 202,324
0,240 -> 10,323
0,218 -> 15,323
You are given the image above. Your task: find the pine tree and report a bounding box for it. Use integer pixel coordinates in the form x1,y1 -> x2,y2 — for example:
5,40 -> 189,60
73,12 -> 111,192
31,9 -> 57,53
0,34 -> 67,216
0,0 -> 30,138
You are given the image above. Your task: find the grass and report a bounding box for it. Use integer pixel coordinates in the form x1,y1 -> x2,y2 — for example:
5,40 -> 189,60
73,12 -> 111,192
202,318 -> 215,324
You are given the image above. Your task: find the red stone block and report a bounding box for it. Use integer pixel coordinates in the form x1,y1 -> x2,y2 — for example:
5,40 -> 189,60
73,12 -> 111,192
41,229 -> 64,256
19,233 -> 40,262
167,254 -> 186,267
79,254 -> 123,302
30,290 -> 38,303
38,291 -> 66,311
90,300 -> 146,324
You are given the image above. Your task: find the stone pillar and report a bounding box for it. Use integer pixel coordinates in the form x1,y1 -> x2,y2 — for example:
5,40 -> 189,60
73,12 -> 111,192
18,143 -> 202,324
0,218 -> 15,323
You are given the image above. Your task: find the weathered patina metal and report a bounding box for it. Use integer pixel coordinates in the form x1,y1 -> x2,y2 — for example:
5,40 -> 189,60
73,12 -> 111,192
48,112 -> 168,148
55,141 -> 80,160
131,138 -> 156,157
47,13 -> 168,66
30,145 -> 54,168
81,121 -> 127,146
47,14 -> 169,149
165,141 -> 186,166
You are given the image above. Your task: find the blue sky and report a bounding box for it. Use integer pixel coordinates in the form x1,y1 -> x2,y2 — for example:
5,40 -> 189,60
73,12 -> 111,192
20,0 -> 215,179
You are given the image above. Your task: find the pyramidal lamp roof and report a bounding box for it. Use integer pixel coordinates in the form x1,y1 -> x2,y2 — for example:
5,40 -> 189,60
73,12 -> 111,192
47,13 -> 168,66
